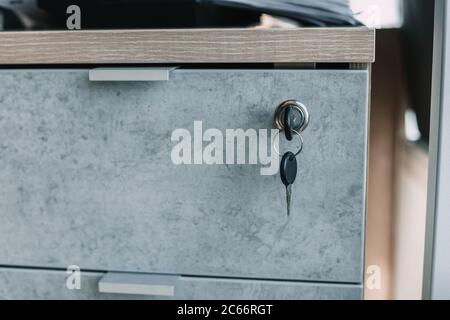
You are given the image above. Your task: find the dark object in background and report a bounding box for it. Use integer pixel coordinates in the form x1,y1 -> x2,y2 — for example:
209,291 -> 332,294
196,2 -> 260,28
37,0 -> 359,29
0,7 -> 24,30
38,0 -> 260,28
402,0 -> 435,144
207,0 -> 360,26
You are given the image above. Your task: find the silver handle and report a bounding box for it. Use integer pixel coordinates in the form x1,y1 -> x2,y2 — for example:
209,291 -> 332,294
89,67 -> 177,82
98,272 -> 179,296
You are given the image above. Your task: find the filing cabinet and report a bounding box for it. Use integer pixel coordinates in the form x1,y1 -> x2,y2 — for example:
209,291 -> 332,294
0,68 -> 368,299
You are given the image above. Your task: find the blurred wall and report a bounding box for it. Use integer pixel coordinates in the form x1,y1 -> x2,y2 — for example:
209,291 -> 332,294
365,29 -> 404,300
366,0 -> 434,299
366,27 -> 429,301
350,0 -> 402,28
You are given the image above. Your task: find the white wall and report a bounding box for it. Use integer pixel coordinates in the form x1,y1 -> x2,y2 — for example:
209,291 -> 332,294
350,0 -> 402,28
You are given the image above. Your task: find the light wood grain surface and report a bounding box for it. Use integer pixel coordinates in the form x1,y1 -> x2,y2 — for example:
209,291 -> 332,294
0,28 -> 375,64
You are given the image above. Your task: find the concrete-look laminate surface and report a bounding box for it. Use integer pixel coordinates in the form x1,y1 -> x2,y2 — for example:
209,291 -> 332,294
0,69 -> 368,284
0,268 -> 363,300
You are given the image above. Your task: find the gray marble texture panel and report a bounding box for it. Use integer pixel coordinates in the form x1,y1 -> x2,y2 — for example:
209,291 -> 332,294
0,69 -> 368,284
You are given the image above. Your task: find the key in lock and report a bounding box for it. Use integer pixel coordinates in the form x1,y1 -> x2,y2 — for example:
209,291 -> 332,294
274,100 -> 309,140
274,100 -> 309,217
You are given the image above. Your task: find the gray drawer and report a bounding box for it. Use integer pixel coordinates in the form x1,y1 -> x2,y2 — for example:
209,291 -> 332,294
0,268 -> 362,300
0,69 -> 368,283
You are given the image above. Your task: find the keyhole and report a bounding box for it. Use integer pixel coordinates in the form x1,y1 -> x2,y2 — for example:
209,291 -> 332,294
274,100 -> 309,133
288,108 -> 305,130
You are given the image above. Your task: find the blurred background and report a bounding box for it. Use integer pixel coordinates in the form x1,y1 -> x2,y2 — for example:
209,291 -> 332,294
0,0 -> 436,300
354,0 -> 433,301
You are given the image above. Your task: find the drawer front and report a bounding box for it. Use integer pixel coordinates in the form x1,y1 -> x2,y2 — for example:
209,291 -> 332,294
0,268 -> 362,300
0,69 -> 368,283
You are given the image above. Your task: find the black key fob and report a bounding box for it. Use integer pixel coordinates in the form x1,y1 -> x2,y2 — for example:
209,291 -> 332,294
280,151 -> 297,187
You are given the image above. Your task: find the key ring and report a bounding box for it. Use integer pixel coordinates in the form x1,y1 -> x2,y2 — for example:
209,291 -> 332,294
272,129 -> 304,157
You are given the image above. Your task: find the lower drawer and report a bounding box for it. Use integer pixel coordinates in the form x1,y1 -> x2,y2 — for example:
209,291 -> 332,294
0,268 -> 362,300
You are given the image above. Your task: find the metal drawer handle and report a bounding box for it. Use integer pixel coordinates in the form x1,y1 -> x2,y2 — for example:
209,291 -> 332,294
89,67 -> 177,82
98,272 -> 179,296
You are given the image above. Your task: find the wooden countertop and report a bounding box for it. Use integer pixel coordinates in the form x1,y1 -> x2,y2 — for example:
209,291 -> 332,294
0,28 -> 375,65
